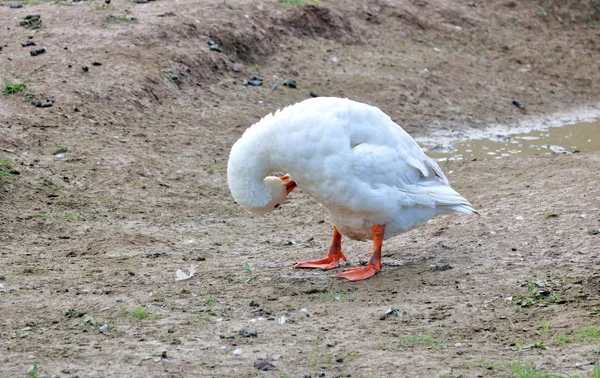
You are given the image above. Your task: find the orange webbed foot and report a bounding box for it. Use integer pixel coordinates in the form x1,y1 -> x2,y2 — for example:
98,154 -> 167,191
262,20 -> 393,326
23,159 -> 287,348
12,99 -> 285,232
293,226 -> 345,271
333,224 -> 385,281
293,253 -> 347,270
332,264 -> 380,281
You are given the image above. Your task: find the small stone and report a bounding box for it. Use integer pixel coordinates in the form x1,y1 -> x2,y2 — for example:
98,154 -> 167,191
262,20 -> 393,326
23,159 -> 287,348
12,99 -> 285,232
232,66 -> 240,72
30,48 -> 46,56
250,75 -> 263,82
455,342 -> 463,347
242,79 -> 249,86
247,80 -> 262,86
10,4 -> 23,8
335,357 -> 344,363
209,44 -> 222,52
82,66 -> 89,72
254,358 -> 278,371
271,84 -> 277,91
21,41 -> 36,47
232,348 -> 243,355
330,56 -> 339,63
430,264 -> 453,271
317,372 -> 325,377
512,100 -> 526,110
92,62 -> 102,66
99,324 -> 109,332
143,252 -> 168,258
310,91 -> 321,97
32,99 -> 53,108
283,80 -> 297,88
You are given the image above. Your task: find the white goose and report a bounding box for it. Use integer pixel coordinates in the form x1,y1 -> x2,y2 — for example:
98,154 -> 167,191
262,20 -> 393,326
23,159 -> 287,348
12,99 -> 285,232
228,97 -> 478,281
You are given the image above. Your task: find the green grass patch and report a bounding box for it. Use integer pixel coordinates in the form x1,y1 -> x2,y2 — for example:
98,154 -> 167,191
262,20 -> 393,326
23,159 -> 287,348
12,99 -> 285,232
2,78 -> 26,95
506,361 -> 583,378
103,14 -> 138,26
0,159 -> 15,180
553,325 -> 600,345
130,307 -> 150,319
542,210 -> 558,218
277,0 -> 319,7
24,91 -> 37,101
120,306 -> 150,319
574,324 -> 600,342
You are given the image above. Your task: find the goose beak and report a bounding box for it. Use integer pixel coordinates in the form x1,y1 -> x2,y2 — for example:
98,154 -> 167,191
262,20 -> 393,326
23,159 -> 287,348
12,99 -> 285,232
281,175 -> 297,195
285,180 -> 297,195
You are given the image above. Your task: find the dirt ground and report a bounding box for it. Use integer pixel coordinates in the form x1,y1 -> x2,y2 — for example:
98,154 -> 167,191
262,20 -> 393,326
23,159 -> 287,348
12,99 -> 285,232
1,0 -> 600,377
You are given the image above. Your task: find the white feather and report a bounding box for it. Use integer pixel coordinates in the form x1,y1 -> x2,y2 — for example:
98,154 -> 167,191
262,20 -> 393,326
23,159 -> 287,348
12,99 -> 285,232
175,265 -> 196,281
227,97 -> 477,241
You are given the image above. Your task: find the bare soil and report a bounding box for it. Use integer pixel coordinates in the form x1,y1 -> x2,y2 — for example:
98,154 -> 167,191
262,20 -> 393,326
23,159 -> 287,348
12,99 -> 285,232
1,0 -> 599,377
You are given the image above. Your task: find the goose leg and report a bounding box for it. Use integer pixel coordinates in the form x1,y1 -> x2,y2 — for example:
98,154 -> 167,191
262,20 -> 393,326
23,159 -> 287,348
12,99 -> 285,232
293,226 -> 347,270
333,224 -> 385,281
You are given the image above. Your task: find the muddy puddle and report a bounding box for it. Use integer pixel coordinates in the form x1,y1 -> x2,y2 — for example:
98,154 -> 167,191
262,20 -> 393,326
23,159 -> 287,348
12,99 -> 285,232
422,118 -> 600,161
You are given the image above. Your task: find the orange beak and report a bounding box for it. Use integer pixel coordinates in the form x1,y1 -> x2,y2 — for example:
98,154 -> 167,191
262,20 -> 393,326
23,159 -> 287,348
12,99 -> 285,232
284,180 -> 297,195
281,175 -> 297,195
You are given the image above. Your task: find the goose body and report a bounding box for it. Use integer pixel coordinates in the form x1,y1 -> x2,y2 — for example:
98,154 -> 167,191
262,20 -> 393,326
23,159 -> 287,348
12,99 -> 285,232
228,97 -> 477,280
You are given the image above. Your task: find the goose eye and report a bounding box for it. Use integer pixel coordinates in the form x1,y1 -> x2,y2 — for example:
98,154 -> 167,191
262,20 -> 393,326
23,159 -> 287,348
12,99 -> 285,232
274,204 -> 280,209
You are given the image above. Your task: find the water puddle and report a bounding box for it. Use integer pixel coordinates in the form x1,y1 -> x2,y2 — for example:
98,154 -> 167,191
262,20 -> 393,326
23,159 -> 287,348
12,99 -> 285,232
422,118 -> 600,162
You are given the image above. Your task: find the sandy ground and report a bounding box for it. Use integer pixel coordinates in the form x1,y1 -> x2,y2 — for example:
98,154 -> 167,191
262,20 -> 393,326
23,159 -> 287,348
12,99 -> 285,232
1,0 -> 600,377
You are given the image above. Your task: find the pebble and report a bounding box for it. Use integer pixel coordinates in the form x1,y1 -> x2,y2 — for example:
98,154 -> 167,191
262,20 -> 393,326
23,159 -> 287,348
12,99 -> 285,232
99,324 -> 109,332
143,252 -> 168,258
271,84 -> 277,91
232,66 -> 240,72
237,328 -> 258,338
32,99 -> 53,108
279,316 -> 286,324
455,342 -> 463,347
246,80 -> 262,86
430,264 -> 453,271
30,48 -> 46,56
512,100 -> 526,110
254,358 -> 278,371
330,56 -> 339,63
309,91 -> 322,97
21,41 -> 36,47
283,80 -> 297,88
10,3 -> 23,8
209,44 -> 222,52
232,348 -> 243,356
